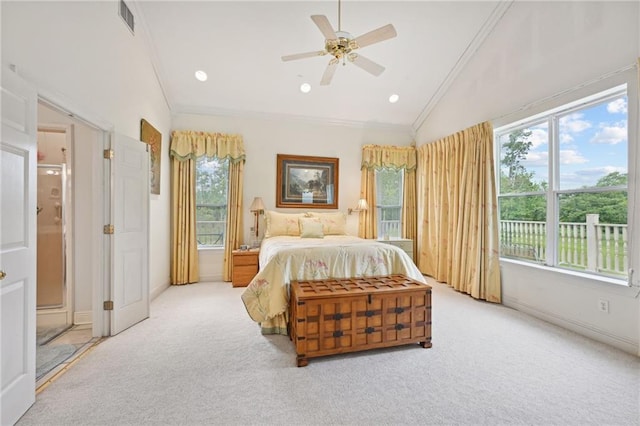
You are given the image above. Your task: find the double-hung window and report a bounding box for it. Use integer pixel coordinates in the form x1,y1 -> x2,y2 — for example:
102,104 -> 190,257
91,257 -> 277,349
375,168 -> 404,238
195,156 -> 229,248
495,85 -> 629,279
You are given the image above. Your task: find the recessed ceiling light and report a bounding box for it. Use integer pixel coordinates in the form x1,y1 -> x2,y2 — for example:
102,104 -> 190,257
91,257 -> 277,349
195,70 -> 208,82
389,94 -> 399,103
300,83 -> 311,93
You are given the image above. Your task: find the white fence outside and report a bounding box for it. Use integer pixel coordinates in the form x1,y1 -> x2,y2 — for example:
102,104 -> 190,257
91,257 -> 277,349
500,214 -> 628,276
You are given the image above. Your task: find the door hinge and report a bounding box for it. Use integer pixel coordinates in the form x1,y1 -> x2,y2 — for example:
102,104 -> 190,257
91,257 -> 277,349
103,224 -> 114,234
103,300 -> 114,311
103,149 -> 114,159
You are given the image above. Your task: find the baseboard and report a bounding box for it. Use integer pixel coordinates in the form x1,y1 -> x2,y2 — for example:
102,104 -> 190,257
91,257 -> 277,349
150,282 -> 170,301
36,309 -> 68,328
504,296 -> 639,355
73,310 -> 92,326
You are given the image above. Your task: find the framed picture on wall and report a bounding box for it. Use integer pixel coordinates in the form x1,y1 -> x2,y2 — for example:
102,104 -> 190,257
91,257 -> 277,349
276,154 -> 339,209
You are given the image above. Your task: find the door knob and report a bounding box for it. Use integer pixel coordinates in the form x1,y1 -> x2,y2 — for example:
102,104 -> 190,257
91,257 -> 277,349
0,270 -> 6,280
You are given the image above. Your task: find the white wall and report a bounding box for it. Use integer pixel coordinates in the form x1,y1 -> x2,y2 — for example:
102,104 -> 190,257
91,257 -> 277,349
2,2 -> 173,332
416,1 -> 640,354
416,1 -> 638,143
173,113 -> 414,281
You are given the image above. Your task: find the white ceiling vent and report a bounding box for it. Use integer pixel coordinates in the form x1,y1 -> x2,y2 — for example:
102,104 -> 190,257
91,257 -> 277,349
119,0 -> 135,34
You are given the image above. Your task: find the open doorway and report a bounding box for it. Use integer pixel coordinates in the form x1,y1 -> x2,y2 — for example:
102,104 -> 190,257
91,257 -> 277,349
36,129 -> 71,339
35,101 -> 103,382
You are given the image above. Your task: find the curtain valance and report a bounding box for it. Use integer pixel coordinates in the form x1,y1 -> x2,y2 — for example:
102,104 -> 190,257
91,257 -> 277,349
361,144 -> 417,171
170,130 -> 246,163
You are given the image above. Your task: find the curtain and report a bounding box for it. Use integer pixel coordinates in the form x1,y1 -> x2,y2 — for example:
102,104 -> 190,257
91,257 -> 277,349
170,157 -> 199,285
169,130 -> 246,285
358,168 -> 377,238
402,168 -> 417,257
416,122 -> 501,303
223,160 -> 244,281
360,144 -> 417,240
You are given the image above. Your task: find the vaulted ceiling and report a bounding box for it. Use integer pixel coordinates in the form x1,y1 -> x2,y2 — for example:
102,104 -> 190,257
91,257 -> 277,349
133,1 -> 508,131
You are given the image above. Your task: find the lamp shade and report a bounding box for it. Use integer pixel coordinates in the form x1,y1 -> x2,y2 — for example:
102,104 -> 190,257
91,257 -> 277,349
249,197 -> 265,212
356,198 -> 369,211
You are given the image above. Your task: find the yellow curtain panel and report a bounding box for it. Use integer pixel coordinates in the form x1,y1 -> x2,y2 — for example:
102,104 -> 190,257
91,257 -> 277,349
169,130 -> 246,285
358,167 -> 377,239
417,122 -> 501,303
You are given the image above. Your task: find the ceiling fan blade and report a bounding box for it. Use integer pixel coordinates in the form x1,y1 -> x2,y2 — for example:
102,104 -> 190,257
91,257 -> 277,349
349,54 -> 385,77
320,58 -> 339,86
354,24 -> 397,49
281,50 -> 327,62
311,15 -> 337,40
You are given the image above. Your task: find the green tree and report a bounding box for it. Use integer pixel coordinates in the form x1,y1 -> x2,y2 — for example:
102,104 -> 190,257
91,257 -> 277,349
196,157 -> 228,207
376,168 -> 403,226
559,172 -> 627,224
500,129 -> 540,193
377,168 -> 403,205
499,129 -> 546,221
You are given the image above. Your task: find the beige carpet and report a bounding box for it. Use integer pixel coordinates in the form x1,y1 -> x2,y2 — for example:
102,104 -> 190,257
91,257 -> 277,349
18,278 -> 640,425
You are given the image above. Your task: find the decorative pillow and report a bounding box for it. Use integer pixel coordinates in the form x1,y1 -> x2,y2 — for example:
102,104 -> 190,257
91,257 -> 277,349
299,217 -> 324,238
264,211 -> 307,238
307,212 -> 347,235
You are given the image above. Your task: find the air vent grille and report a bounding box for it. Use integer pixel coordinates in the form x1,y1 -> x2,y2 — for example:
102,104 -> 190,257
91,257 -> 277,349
119,0 -> 134,34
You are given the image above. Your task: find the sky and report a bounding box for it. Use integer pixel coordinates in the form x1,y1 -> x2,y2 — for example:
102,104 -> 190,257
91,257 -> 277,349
500,94 -> 628,190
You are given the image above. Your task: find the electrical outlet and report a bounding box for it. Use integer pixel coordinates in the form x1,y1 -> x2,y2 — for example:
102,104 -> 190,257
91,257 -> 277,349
598,299 -> 609,313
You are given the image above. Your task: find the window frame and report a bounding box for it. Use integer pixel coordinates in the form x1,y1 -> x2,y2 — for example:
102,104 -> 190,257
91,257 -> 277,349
194,156 -> 230,249
495,84 -> 630,281
374,168 -> 405,239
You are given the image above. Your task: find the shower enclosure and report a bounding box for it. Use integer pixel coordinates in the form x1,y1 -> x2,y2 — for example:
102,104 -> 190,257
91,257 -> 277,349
37,164 -> 67,312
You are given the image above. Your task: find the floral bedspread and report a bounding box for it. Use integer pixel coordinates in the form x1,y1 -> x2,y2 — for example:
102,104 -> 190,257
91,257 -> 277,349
240,236 -> 426,335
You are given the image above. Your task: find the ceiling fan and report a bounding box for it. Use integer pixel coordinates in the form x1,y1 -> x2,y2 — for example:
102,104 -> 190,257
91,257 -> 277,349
281,0 -> 397,86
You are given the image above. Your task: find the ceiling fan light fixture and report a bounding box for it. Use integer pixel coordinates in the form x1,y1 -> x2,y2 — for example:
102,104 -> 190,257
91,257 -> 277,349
300,83 -> 311,93
281,2 -> 397,86
389,94 -> 399,103
194,70 -> 208,82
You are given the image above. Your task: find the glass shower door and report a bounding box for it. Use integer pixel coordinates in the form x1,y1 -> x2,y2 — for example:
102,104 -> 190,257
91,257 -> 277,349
37,164 -> 66,308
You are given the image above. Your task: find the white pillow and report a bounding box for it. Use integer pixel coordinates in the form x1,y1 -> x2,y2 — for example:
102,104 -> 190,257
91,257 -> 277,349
299,217 -> 324,238
264,211 -> 307,238
307,211 -> 347,235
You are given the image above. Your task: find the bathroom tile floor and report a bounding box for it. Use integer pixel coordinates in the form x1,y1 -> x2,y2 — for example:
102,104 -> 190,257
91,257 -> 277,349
36,326 -> 102,391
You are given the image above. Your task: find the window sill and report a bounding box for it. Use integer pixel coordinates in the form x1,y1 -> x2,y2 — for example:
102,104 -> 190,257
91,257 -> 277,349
198,246 -> 225,252
499,257 -> 630,288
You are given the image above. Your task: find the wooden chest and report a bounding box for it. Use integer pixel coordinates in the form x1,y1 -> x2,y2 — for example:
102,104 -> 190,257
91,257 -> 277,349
289,274 -> 432,367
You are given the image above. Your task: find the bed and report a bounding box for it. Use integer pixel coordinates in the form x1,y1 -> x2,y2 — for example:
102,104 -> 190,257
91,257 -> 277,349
240,211 -> 426,335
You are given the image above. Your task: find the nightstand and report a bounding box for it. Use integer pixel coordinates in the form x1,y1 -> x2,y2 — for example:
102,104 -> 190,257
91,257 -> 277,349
377,238 -> 414,261
232,249 -> 259,287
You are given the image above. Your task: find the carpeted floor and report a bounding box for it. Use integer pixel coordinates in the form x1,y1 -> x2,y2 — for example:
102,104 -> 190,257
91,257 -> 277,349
18,278 -> 640,425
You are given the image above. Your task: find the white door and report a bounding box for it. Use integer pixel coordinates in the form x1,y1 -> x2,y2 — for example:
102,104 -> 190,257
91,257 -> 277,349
110,134 -> 149,335
1,68 -> 37,424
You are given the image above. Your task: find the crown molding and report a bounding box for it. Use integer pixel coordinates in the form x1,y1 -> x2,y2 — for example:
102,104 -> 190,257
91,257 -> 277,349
173,103 -> 415,136
411,0 -> 514,133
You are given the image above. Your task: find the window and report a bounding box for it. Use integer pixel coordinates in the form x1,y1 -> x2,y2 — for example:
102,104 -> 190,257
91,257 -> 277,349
375,168 -> 404,238
195,156 -> 229,248
496,85 -> 629,279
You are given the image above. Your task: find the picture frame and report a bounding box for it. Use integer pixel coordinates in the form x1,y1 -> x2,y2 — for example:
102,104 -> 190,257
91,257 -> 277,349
276,154 -> 339,209
140,119 -> 162,195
